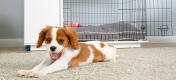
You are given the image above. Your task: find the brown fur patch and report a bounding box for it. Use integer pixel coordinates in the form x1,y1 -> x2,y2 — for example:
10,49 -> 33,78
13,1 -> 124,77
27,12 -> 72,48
100,43 -> 105,48
44,28 -> 52,44
89,44 -> 105,62
63,27 -> 79,50
68,43 -> 90,67
56,28 -> 70,47
36,26 -> 52,48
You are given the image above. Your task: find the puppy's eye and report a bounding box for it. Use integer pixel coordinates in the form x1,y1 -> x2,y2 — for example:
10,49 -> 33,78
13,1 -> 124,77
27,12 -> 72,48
60,39 -> 64,43
46,38 -> 51,42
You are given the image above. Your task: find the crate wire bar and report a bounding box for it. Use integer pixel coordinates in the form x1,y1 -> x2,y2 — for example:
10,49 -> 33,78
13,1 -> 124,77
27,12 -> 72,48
63,0 -> 172,41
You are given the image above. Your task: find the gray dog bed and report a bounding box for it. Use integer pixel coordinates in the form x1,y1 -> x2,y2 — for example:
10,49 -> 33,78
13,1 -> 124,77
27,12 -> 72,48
75,22 -> 146,41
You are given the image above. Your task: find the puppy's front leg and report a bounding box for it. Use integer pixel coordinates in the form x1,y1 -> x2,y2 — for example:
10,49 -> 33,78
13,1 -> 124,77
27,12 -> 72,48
38,59 -> 68,76
32,53 -> 53,71
17,53 -> 53,78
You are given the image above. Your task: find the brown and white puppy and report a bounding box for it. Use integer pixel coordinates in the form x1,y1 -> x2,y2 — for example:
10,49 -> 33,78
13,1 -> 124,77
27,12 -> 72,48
17,26 -> 117,78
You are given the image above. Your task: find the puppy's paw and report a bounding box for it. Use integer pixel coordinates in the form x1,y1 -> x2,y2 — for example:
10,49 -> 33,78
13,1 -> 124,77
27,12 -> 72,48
27,71 -> 40,78
17,70 -> 40,78
17,70 -> 31,77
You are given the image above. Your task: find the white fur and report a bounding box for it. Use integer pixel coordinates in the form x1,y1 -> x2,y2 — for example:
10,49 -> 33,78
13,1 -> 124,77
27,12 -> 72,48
79,45 -> 94,66
86,42 -> 117,61
37,46 -> 80,75
32,53 -> 53,71
17,28 -> 117,78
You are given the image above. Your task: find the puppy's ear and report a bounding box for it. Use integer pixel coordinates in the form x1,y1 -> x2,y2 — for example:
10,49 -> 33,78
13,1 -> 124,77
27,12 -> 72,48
63,26 -> 79,50
36,26 -> 52,48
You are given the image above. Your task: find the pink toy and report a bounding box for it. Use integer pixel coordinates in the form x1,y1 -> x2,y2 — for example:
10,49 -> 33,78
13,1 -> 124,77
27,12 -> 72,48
64,21 -> 82,28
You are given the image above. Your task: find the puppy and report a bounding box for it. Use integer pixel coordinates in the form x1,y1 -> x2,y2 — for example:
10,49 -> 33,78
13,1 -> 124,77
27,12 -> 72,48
17,26 -> 117,78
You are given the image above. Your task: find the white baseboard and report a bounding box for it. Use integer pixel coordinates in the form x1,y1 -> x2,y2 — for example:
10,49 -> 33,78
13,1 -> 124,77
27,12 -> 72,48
103,41 -> 147,48
31,45 -> 46,51
147,36 -> 176,43
31,41 -> 147,51
115,42 -> 141,48
27,36 -> 176,51
2,36 -> 174,48
0,39 -> 24,47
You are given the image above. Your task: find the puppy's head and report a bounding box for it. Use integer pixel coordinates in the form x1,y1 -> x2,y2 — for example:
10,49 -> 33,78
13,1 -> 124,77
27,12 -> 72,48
36,26 -> 79,60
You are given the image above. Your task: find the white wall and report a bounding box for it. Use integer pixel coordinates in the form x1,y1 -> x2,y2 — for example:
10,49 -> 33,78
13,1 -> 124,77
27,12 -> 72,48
0,0 -> 24,39
24,0 -> 62,45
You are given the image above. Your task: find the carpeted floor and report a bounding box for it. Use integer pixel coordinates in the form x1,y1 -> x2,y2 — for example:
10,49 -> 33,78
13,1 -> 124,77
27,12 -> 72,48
0,47 -> 176,80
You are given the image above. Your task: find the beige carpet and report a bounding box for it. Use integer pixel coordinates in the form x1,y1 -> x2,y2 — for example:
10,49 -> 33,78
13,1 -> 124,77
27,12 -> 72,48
0,47 -> 176,80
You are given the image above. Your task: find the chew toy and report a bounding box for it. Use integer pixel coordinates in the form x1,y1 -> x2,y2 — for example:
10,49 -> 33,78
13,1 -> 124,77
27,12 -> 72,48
64,21 -> 82,28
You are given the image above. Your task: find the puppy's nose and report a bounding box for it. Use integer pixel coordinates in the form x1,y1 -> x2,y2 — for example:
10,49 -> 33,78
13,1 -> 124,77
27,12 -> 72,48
50,46 -> 56,51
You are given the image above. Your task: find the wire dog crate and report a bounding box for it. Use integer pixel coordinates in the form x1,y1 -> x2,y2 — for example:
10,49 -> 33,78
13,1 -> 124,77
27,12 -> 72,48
63,0 -> 173,41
